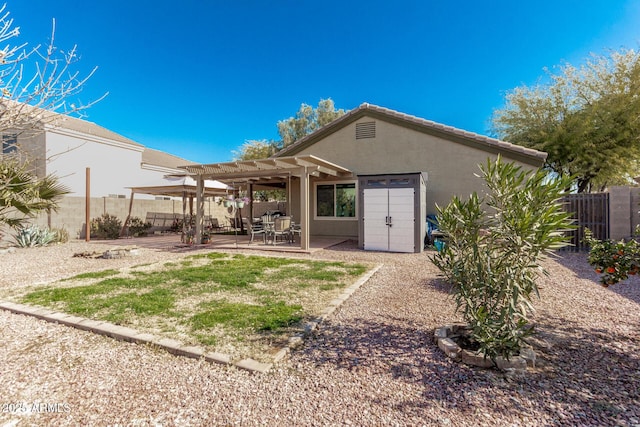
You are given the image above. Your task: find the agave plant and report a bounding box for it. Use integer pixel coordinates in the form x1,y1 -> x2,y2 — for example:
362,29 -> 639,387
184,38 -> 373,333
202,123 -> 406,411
14,224 -> 57,247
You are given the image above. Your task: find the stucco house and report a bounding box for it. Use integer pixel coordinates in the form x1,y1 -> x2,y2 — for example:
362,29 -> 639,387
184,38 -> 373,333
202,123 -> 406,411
2,113 -> 197,238
2,115 -> 194,199
183,103 -> 547,253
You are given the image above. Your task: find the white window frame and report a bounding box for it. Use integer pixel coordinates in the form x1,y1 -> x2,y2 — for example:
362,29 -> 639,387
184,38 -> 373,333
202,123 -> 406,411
313,180 -> 358,221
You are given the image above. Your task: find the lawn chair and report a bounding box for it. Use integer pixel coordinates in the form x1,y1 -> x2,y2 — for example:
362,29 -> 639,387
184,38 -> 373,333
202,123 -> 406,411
289,219 -> 301,243
210,217 -> 225,233
270,216 -> 291,245
243,218 -> 266,244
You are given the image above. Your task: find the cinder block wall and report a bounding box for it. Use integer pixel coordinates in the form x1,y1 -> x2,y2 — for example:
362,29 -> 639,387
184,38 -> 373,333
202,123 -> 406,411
629,187 -> 640,236
608,186 -> 640,240
27,197 -> 289,239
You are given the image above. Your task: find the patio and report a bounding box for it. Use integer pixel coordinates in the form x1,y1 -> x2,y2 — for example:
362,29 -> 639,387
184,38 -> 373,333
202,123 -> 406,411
96,232 -> 350,254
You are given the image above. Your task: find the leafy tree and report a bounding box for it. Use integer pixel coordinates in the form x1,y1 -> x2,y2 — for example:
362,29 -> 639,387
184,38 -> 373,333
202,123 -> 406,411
0,156 -> 69,238
233,139 -> 279,161
277,98 -> 345,147
233,99 -> 345,202
235,98 -> 346,162
431,157 -> 573,360
492,49 -> 640,192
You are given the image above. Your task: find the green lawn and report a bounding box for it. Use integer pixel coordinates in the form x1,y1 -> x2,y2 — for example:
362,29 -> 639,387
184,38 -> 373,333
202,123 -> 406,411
19,252 -> 369,362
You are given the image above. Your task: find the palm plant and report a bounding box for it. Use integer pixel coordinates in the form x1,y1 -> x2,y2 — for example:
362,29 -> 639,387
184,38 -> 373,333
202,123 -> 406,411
0,156 -> 70,237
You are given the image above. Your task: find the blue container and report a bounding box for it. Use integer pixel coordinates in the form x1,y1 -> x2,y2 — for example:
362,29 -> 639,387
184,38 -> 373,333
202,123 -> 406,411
434,239 -> 445,252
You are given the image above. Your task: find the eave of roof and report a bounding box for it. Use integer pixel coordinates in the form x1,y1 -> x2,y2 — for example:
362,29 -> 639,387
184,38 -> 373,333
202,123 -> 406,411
45,114 -> 143,148
142,148 -> 196,169
274,103 -> 547,166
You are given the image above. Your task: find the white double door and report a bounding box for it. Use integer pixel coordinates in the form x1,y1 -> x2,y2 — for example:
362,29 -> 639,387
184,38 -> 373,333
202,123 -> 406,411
363,187 -> 415,252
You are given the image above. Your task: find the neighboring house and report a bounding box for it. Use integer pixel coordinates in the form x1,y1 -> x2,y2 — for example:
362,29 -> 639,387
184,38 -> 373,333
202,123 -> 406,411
2,113 -> 199,239
3,115 -> 194,199
183,103 -> 547,253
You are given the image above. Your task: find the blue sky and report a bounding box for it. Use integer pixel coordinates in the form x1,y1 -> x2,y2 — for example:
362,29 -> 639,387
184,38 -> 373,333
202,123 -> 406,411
7,1 -> 640,163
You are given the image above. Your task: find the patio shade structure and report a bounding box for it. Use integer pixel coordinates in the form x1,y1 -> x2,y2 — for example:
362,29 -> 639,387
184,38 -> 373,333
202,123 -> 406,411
180,155 -> 353,250
122,175 -> 232,236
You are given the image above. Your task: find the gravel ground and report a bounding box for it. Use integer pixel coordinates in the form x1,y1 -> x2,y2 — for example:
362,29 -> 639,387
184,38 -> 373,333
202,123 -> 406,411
0,241 -> 639,426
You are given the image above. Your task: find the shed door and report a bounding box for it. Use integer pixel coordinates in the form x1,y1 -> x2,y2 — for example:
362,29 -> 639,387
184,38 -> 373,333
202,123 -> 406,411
363,187 -> 415,252
388,187 -> 415,252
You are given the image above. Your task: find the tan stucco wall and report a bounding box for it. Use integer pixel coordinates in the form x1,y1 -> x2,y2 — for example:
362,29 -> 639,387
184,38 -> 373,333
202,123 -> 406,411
291,117 -> 541,216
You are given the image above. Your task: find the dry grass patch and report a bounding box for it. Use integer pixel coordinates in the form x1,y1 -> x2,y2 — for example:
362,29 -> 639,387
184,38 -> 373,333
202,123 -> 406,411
12,252 -> 370,362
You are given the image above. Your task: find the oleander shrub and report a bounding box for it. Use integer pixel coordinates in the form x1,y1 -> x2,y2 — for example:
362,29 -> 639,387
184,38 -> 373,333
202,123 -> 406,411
90,213 -> 122,239
431,157 -> 573,360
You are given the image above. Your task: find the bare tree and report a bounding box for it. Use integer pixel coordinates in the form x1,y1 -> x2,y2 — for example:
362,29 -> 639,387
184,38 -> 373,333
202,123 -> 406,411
0,4 -> 106,138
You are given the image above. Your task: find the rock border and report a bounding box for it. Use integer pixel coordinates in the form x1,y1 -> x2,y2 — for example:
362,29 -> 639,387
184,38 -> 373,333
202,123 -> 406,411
0,263 -> 382,373
434,324 -> 535,373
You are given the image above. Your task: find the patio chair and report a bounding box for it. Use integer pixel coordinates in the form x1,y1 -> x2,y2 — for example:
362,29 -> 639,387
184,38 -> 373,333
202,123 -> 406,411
227,216 -> 240,230
270,216 -> 292,245
209,217 -> 225,233
243,218 -> 266,244
289,220 -> 301,243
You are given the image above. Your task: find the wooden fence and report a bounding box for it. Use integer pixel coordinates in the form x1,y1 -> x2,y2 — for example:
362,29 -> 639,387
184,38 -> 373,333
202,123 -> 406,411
560,193 -> 609,251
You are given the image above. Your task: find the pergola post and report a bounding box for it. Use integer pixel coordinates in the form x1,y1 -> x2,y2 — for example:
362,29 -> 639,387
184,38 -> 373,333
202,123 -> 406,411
248,182 -> 254,221
195,175 -> 204,244
299,168 -> 310,251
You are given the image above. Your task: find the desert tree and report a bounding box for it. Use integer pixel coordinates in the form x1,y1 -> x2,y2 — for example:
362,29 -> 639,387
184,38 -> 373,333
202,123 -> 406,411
492,49 -> 640,192
233,139 -> 279,161
276,98 -> 345,148
235,98 -> 346,161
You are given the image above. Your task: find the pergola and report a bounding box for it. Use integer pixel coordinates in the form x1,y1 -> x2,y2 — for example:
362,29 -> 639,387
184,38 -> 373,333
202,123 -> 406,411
123,175 -> 231,236
180,155 -> 353,250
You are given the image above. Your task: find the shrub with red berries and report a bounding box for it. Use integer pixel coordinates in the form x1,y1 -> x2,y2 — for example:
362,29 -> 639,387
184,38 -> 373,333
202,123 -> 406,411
584,228 -> 640,287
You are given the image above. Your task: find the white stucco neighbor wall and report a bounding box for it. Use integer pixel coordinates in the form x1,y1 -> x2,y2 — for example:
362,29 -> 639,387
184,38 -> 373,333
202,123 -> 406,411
45,128 -> 174,200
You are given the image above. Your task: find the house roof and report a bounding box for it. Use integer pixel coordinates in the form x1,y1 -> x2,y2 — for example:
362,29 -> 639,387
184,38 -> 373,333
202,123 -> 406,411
275,103 -> 547,166
42,110 -> 195,170
46,114 -> 144,148
142,148 -> 196,169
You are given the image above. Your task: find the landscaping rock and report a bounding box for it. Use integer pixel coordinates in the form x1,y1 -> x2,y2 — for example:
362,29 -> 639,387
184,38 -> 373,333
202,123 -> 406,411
0,247 -> 16,255
437,337 -> 461,361
102,247 -> 140,259
460,349 -> 495,369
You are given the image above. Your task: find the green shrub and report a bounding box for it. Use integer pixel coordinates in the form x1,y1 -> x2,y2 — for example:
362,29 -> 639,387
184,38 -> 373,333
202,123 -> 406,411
431,157 -> 573,360
90,214 -> 122,239
584,228 -> 640,286
127,216 -> 152,237
14,225 -> 57,247
170,217 -> 183,232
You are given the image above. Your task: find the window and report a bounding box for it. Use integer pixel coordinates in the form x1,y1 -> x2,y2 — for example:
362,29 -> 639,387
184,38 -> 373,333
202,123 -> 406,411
316,182 -> 356,218
2,134 -> 17,154
390,178 -> 411,186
